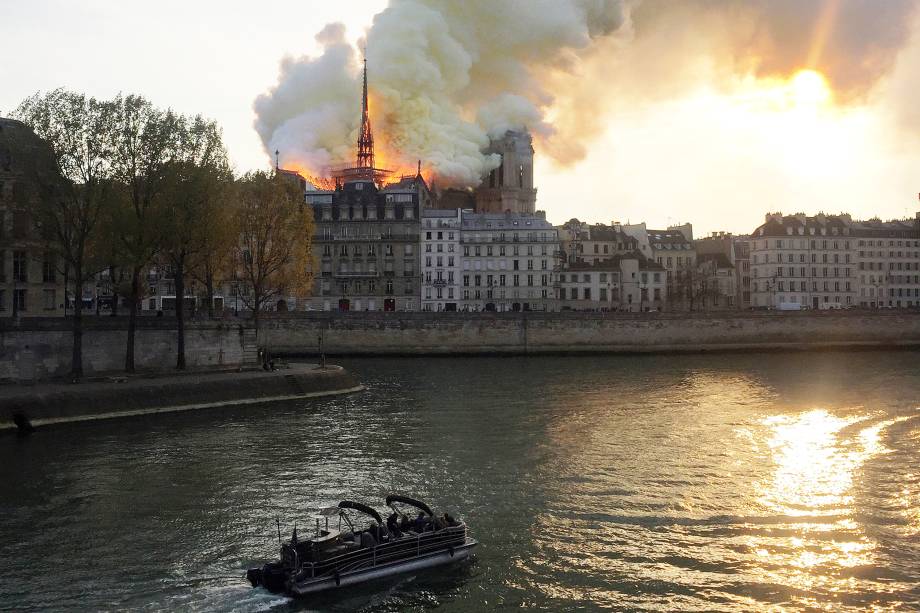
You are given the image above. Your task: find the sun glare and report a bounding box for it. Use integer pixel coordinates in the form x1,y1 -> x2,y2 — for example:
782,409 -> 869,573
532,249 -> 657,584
789,69 -> 831,109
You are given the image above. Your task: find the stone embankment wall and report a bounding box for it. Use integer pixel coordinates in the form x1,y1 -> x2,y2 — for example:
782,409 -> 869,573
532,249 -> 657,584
259,311 -> 920,356
0,318 -> 257,382
0,365 -> 362,431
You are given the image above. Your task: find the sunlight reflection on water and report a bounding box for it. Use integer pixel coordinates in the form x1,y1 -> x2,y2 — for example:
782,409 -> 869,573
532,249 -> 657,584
1,353 -> 919,612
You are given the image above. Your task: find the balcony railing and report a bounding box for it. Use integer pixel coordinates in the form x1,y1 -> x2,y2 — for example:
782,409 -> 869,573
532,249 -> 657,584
334,271 -> 380,278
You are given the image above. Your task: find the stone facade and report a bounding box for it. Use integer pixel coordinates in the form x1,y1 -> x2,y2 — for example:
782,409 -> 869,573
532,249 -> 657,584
558,255 -> 666,312
734,238 -> 751,309
556,219 -> 640,265
458,210 -> 558,311
623,222 -> 697,310
0,118 -> 67,318
751,213 -> 856,309
750,212 -> 920,309
854,216 -> 920,308
307,175 -> 430,312
474,130 -> 537,214
421,208 -> 462,311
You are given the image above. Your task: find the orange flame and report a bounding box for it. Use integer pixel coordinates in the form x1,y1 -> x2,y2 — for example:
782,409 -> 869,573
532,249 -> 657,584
277,88 -> 437,190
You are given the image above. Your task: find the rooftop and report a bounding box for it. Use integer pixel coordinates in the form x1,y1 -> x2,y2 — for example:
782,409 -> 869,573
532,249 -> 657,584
648,229 -> 691,246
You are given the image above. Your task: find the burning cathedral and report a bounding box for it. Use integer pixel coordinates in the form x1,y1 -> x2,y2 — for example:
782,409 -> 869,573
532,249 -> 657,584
292,60 -> 549,312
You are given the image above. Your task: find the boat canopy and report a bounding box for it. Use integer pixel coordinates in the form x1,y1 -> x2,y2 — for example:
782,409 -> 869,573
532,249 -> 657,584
385,495 -> 434,517
337,500 -> 382,524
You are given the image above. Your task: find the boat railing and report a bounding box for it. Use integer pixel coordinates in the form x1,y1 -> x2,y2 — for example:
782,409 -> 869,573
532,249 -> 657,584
298,524 -> 467,578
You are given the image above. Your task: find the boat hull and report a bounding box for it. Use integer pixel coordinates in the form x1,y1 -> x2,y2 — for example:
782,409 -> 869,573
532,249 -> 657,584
288,537 -> 477,596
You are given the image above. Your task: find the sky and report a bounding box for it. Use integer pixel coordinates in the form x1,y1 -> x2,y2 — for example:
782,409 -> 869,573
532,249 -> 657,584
2,0 -> 920,236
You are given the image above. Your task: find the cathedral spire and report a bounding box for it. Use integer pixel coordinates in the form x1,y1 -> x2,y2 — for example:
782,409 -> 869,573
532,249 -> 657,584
356,56 -> 375,169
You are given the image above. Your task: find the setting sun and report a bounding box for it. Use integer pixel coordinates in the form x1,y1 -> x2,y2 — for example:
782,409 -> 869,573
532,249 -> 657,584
789,69 -> 832,108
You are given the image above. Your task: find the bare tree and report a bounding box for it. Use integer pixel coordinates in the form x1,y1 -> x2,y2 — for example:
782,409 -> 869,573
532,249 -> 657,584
13,90 -> 115,379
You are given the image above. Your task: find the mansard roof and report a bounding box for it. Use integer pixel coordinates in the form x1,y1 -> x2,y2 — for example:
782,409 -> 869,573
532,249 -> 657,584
586,225 -> 635,243
647,229 -> 691,246
753,213 -> 852,237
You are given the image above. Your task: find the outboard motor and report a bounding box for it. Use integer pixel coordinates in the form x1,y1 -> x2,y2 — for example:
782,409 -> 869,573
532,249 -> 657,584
247,562 -> 287,593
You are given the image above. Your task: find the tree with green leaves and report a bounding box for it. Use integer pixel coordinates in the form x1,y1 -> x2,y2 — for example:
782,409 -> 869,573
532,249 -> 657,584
233,171 -> 314,335
13,89 -> 116,379
159,115 -> 232,369
106,95 -> 179,373
189,190 -> 238,318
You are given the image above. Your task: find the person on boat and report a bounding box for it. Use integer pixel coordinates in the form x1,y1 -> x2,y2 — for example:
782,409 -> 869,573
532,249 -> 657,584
443,512 -> 456,526
413,511 -> 428,532
387,512 -> 402,537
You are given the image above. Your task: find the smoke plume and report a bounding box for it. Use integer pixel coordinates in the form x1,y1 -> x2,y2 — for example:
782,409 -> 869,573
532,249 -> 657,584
254,0 -> 920,188
254,0 -> 629,187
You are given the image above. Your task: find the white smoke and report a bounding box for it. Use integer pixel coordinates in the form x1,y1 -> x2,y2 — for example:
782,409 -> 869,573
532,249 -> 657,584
254,0 -> 629,187
254,0 -> 920,188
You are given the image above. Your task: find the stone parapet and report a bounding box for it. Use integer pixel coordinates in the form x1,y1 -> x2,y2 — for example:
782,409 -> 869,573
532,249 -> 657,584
257,310 -> 920,356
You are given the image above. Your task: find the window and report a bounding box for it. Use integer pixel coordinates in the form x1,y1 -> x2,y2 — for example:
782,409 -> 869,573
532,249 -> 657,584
13,251 -> 28,282
0,289 -> 5,312
13,289 -> 26,312
583,288 -> 591,300
43,289 -> 56,310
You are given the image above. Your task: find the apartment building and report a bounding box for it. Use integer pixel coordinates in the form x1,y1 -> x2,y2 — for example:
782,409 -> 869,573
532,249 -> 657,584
308,175 -> 429,312
556,219 -> 641,265
421,208 -> 462,312
751,213 -> 858,309
854,215 -> 920,307
0,118 -> 66,318
458,210 -> 558,311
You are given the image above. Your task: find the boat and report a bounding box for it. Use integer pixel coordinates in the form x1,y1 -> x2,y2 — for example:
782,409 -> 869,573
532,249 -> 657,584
246,495 -> 477,596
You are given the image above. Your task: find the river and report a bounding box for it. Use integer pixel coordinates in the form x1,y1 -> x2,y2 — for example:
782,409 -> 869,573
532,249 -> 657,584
1,351 -> 919,611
